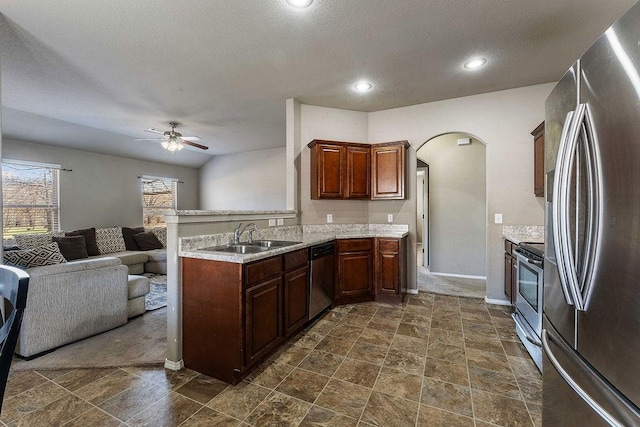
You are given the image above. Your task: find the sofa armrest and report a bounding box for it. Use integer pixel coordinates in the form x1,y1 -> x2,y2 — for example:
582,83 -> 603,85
26,257 -> 122,277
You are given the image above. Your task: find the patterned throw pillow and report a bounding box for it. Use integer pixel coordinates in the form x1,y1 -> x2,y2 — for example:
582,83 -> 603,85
14,233 -> 53,249
95,227 -> 127,254
145,227 -> 167,247
3,243 -> 67,268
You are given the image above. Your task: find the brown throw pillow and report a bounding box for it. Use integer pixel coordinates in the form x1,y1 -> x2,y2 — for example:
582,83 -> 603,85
52,235 -> 89,260
122,226 -> 145,251
133,231 -> 164,251
66,228 -> 99,256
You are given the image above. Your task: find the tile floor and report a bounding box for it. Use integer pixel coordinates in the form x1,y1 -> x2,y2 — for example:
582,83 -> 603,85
2,292 -> 541,426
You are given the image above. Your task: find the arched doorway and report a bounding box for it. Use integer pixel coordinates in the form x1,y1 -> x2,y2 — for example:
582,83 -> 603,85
416,132 -> 487,298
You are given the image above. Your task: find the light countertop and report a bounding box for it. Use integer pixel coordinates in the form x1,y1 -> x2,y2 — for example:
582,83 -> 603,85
502,225 -> 544,244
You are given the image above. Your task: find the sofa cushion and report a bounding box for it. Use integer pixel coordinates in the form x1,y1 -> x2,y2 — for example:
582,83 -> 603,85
144,249 -> 167,263
52,235 -> 89,260
133,232 -> 164,250
95,227 -> 127,254
66,228 -> 100,256
89,251 -> 149,267
3,242 -> 67,268
15,233 -> 53,249
127,275 -> 151,299
122,226 -> 145,250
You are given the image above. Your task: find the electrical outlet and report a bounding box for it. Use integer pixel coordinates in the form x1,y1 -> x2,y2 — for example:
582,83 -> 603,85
327,214 -> 333,223
387,214 -> 393,222
276,218 -> 284,226
268,219 -> 276,227
494,213 -> 503,224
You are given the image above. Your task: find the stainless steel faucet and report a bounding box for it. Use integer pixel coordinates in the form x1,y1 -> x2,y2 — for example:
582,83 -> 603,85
233,223 -> 258,244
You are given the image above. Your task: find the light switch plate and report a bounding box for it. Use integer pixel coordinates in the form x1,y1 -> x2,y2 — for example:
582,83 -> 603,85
387,214 -> 393,222
268,219 -> 276,227
327,214 -> 333,223
494,213 -> 503,224
276,218 -> 284,226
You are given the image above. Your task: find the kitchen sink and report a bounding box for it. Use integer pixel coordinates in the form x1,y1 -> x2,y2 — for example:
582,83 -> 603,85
199,244 -> 270,254
248,240 -> 302,248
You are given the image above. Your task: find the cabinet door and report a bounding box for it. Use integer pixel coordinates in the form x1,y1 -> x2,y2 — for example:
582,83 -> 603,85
346,145 -> 370,199
283,266 -> 309,337
504,252 -> 513,301
310,143 -> 346,199
511,256 -> 518,305
245,277 -> 283,366
376,238 -> 400,295
532,122 -> 545,197
371,142 -> 407,200
336,239 -> 373,304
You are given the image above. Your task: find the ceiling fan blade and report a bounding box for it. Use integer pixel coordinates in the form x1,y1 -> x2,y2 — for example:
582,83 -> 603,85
182,140 -> 209,150
133,138 -> 167,141
145,128 -> 166,135
180,136 -> 202,142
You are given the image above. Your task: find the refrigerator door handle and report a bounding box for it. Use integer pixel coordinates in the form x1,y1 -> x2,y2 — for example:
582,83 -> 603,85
542,329 -> 625,427
553,110 -> 578,306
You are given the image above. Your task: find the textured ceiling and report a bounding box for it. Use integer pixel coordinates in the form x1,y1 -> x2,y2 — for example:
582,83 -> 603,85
0,0 -> 636,168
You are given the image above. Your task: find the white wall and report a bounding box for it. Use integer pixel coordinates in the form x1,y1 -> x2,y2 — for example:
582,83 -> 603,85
2,138 -> 199,230
368,83 -> 552,301
199,147 -> 286,210
418,133 -> 486,277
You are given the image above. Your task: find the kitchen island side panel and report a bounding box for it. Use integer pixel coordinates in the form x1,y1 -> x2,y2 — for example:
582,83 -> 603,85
182,257 -> 244,384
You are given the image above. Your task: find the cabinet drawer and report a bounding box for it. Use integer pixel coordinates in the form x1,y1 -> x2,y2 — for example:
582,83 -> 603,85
377,238 -> 399,252
244,256 -> 283,287
337,238 -> 373,252
504,240 -> 516,256
284,249 -> 308,271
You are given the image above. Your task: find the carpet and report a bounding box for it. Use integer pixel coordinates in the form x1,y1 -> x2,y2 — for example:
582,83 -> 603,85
11,308 -> 167,371
143,274 -> 167,311
417,266 -> 486,299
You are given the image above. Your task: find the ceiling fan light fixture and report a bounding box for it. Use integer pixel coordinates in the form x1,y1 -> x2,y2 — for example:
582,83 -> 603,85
162,137 -> 184,153
463,57 -> 487,70
286,0 -> 313,8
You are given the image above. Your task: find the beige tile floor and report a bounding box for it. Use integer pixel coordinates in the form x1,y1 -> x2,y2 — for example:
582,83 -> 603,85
2,292 -> 541,426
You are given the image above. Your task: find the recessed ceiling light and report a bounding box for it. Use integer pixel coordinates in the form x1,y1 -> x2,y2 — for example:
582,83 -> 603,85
286,0 -> 313,8
354,81 -> 373,92
464,57 -> 487,70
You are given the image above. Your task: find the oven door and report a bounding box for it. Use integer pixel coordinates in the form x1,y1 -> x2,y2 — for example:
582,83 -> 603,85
515,252 -> 544,335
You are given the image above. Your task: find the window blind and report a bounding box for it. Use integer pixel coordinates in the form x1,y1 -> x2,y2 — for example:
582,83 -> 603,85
2,161 -> 61,239
141,175 -> 177,227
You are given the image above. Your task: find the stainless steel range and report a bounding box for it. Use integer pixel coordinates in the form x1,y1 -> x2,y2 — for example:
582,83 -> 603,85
512,242 -> 544,371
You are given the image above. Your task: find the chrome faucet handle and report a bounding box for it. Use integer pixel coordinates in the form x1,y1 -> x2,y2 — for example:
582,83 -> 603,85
248,224 -> 258,243
233,223 -> 244,244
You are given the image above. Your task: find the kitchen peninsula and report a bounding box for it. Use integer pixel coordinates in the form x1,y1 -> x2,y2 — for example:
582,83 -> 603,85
178,223 -> 409,384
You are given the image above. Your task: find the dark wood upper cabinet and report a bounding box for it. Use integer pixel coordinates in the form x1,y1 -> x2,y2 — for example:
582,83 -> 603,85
531,122 -> 545,197
371,142 -> 409,200
309,139 -> 408,200
309,141 -> 346,199
346,145 -> 371,199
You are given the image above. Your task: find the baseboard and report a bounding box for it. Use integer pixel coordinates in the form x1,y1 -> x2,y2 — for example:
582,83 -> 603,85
430,272 -> 487,280
484,297 -> 512,306
164,358 -> 184,371
406,289 -> 419,295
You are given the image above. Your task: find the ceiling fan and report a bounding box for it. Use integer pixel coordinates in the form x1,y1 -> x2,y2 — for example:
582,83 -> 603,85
134,122 -> 208,152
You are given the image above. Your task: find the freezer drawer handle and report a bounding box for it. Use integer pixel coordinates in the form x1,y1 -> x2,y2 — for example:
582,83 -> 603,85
542,329 -> 624,427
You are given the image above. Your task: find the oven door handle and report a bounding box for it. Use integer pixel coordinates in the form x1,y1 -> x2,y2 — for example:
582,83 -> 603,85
512,312 -> 541,347
515,251 -> 543,268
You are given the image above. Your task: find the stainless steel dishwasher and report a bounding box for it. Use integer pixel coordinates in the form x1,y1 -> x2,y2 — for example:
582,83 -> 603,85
309,242 -> 335,321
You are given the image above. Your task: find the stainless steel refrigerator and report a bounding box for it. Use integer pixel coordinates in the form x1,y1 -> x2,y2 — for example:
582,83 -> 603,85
544,1 -> 640,425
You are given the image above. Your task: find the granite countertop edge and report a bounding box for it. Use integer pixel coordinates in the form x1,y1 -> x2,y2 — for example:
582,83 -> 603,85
179,231 -> 410,264
502,225 -> 545,245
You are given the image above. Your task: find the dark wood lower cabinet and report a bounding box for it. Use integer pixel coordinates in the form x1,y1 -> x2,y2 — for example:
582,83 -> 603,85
182,249 -> 308,385
504,239 -> 517,304
335,239 -> 374,305
375,237 -> 407,303
245,277 -> 283,366
283,266 -> 309,337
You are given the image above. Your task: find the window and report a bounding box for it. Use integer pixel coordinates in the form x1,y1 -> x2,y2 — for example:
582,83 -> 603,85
2,160 -> 61,239
141,175 -> 177,228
